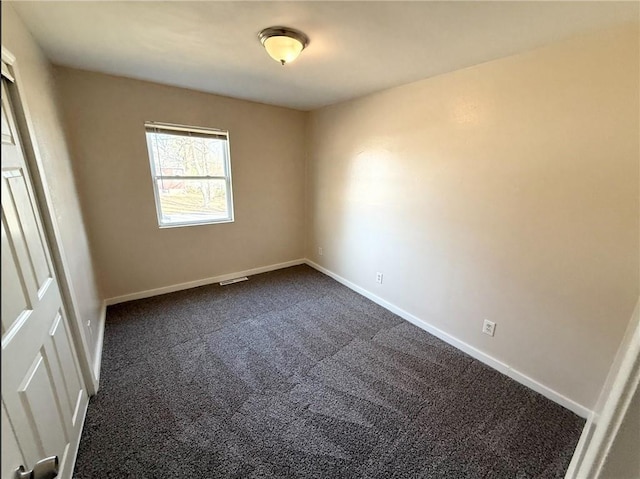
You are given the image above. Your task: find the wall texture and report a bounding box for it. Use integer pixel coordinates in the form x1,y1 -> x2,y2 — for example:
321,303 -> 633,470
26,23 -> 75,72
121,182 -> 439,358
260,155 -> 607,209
55,68 -> 307,300
306,24 -> 639,410
1,4 -> 102,380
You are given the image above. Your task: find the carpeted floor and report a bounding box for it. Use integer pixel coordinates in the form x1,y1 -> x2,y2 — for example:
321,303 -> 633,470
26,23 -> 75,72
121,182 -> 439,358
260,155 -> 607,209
74,265 -> 584,478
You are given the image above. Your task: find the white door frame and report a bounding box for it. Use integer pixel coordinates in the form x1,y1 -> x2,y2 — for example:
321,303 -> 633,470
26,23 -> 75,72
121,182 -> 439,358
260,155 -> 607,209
1,45 -> 98,395
565,299 -> 640,478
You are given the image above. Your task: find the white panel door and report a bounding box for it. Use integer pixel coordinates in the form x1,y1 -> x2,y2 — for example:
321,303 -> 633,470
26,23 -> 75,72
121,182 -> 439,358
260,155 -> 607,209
1,76 -> 88,479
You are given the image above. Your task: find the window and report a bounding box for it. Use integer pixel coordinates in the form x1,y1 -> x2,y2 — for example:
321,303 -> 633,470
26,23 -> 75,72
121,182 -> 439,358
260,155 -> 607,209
144,122 -> 234,227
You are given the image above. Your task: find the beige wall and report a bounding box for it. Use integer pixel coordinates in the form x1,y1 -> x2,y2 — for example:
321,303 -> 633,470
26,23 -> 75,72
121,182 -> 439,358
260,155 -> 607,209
1,4 -> 102,375
306,24 -> 639,409
55,68 -> 307,300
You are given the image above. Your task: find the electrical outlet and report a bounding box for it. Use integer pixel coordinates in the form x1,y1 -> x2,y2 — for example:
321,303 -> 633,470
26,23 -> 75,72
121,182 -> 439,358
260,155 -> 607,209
482,319 -> 496,337
376,272 -> 383,284
318,247 -> 323,256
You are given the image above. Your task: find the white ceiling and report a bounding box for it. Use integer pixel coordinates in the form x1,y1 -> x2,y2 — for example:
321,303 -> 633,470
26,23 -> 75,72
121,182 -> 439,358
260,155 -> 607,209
11,1 -> 639,111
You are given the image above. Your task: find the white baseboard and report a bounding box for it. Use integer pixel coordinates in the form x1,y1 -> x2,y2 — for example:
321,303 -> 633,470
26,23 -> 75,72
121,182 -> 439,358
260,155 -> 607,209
104,259 -> 306,306
92,301 -> 107,392
565,413 -> 597,479
305,259 -> 591,418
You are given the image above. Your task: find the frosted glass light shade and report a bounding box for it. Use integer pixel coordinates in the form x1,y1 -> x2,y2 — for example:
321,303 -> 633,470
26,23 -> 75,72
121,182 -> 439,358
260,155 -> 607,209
258,27 -> 309,66
264,36 -> 304,65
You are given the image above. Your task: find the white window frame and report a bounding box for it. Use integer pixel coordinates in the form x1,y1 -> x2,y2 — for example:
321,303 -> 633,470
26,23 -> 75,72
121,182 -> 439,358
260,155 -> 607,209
144,121 -> 235,228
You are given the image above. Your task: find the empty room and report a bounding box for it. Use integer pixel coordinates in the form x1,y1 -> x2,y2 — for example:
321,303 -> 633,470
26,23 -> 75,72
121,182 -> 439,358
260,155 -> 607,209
1,1 -> 638,478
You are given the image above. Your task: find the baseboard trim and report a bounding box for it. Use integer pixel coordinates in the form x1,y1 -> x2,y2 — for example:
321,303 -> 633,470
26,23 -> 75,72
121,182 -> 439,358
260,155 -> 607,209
565,413 -> 597,478
305,259 -> 591,418
104,259 -> 306,306
91,301 -> 107,392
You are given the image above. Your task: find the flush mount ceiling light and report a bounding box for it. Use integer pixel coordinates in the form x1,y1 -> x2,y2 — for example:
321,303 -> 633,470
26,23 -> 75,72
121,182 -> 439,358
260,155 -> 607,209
258,26 -> 309,66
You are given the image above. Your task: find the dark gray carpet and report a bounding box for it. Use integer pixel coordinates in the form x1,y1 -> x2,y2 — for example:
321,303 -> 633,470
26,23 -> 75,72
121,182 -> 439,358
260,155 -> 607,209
74,265 -> 584,478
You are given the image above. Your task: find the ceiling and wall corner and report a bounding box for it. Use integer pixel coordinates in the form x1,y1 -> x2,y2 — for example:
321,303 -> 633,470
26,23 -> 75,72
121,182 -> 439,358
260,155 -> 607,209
10,1 -> 640,110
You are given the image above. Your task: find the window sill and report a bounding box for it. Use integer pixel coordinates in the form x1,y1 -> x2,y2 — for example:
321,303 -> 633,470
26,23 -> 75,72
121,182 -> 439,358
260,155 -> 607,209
158,218 -> 234,229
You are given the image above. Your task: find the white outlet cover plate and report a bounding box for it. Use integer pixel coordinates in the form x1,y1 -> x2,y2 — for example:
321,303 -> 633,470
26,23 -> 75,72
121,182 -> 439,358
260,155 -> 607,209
482,319 -> 496,336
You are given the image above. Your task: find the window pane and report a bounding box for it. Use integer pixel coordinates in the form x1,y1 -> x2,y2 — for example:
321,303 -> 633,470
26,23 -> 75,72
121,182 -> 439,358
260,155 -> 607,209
148,132 -> 226,177
145,122 -> 234,228
156,178 -> 229,225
